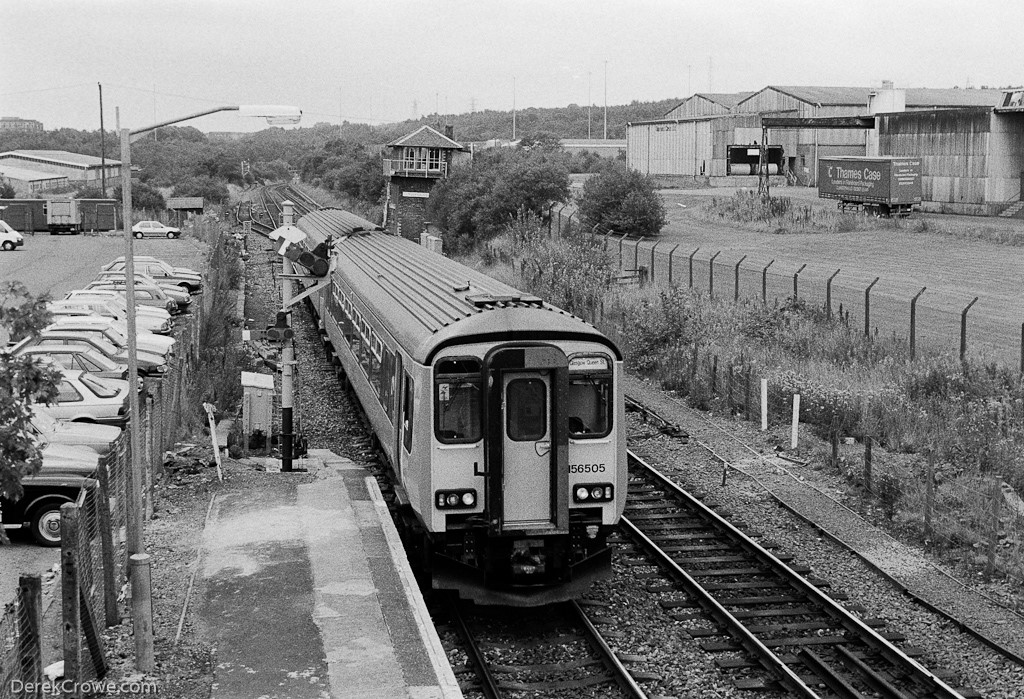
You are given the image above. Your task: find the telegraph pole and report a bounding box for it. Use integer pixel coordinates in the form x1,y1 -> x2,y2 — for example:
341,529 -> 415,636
99,83 -> 107,197
603,61 -> 608,140
280,202 -> 295,472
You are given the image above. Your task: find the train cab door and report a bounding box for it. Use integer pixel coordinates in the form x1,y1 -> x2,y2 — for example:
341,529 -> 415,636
484,345 -> 569,534
501,371 -> 553,529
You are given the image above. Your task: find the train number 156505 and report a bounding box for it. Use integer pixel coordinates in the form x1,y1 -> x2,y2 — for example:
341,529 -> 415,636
569,463 -> 606,473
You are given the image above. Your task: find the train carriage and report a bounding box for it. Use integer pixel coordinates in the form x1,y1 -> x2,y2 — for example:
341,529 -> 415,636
295,208 -> 626,605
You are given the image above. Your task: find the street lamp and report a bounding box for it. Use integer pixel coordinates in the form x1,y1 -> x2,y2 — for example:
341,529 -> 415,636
119,104 -> 301,557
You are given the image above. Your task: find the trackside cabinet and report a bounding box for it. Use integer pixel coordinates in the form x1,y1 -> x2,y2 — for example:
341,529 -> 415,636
241,371 -> 276,449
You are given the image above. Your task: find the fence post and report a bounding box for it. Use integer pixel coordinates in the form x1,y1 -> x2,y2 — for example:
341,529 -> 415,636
711,355 -> 718,395
826,269 -> 840,319
744,365 -> 752,421
130,554 -> 156,671
792,263 -> 807,301
734,255 -> 747,302
986,475 -> 1003,580
95,465 -> 119,626
830,428 -> 839,468
61,503 -> 82,695
864,277 -> 880,337
689,248 -> 700,288
690,344 -> 698,389
726,362 -> 734,411
790,394 -> 800,449
618,233 -> 628,270
1020,322 -> 1024,378
650,241 -> 659,285
709,251 -> 721,298
960,297 -> 979,361
924,450 -> 935,542
548,203 -> 555,235
910,287 -> 927,360
762,259 -> 775,304
864,436 -> 873,492
633,239 -> 640,272
667,244 -> 680,286
18,574 -> 43,690
760,378 -> 768,430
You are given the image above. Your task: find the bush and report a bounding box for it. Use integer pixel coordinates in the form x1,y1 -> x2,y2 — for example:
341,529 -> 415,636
578,161 -> 665,237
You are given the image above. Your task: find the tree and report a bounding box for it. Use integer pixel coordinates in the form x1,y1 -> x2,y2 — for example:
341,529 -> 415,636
113,181 -> 166,211
429,149 -> 570,252
0,182 -> 15,198
578,162 -> 666,237
0,282 -> 59,524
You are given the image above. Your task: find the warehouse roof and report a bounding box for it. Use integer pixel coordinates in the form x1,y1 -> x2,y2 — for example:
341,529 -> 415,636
0,164 -> 69,182
386,125 -> 464,150
0,150 -> 120,168
740,85 -> 1007,109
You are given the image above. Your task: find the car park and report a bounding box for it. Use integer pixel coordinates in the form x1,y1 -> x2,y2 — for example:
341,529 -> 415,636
1,439 -> 100,545
92,271 -> 191,307
16,332 -> 167,376
102,256 -> 202,293
16,343 -> 129,380
0,220 -> 24,251
131,220 -> 181,239
64,289 -> 175,319
35,368 -> 130,426
46,317 -> 175,358
48,299 -> 172,335
29,406 -> 121,455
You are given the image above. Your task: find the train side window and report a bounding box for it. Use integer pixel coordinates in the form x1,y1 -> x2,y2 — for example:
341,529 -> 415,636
434,358 -> 481,443
567,375 -> 611,438
380,350 -> 395,418
402,373 -> 414,452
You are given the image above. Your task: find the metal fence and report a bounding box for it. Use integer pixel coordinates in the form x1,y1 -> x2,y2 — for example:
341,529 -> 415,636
550,202 -> 1024,371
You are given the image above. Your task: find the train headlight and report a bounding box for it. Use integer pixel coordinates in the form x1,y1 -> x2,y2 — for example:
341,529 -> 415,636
435,489 -> 478,510
573,483 -> 614,503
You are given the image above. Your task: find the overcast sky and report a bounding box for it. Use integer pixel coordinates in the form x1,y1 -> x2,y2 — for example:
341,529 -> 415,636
3,0 -> 1022,134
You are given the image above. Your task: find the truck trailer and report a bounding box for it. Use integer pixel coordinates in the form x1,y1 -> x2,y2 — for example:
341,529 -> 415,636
0,198 -> 119,234
817,156 -> 922,217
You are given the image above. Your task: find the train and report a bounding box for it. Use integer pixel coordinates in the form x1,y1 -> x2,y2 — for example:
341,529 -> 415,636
292,207 -> 627,606
0,198 -> 120,234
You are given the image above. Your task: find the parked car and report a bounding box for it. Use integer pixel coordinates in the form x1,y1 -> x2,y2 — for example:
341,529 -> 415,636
132,220 -> 181,239
29,406 -> 121,455
35,368 -> 130,426
1,439 -> 100,545
64,289 -> 175,319
1,220 -> 24,251
83,281 -> 185,314
48,299 -> 172,335
15,332 -> 167,376
92,271 -> 191,307
46,317 -> 175,358
102,256 -> 202,293
16,343 -> 129,380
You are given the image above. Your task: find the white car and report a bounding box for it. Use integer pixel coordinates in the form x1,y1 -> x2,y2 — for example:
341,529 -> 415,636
38,369 -> 130,426
45,317 -> 175,358
132,220 -> 181,239
29,406 -> 121,455
102,257 -> 202,293
1,220 -> 24,251
64,289 -> 175,319
48,299 -> 172,335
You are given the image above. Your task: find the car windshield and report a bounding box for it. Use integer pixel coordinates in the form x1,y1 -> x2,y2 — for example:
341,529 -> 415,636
80,374 -> 119,398
31,408 -> 58,431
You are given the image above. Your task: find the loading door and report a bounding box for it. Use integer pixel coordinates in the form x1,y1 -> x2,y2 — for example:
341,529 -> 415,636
500,371 -> 553,529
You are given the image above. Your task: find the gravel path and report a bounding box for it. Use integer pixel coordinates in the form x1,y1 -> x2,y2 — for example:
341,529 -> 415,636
624,374 -> 1024,698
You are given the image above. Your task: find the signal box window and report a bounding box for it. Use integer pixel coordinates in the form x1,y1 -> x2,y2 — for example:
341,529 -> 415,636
507,378 -> 547,442
434,358 -> 481,443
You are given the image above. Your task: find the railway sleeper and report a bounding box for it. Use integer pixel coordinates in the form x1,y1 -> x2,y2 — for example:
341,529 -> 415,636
716,645 -> 928,668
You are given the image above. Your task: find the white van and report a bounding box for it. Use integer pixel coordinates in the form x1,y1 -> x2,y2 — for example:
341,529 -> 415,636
1,220 -> 24,251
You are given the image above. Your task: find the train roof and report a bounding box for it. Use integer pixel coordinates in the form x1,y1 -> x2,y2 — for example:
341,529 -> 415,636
296,208 -> 620,364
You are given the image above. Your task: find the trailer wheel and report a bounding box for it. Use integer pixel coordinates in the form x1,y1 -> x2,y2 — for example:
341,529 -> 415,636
1,241 -> 13,251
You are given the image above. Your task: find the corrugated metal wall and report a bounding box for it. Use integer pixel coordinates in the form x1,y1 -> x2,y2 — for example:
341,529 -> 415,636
878,108 -> 991,207
665,96 -> 731,119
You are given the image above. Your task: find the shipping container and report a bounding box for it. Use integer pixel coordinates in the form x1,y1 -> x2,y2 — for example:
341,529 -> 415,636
0,199 -> 48,233
817,156 -> 922,216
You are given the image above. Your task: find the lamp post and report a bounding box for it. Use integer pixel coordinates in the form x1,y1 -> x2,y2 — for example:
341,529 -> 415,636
119,104 -> 301,557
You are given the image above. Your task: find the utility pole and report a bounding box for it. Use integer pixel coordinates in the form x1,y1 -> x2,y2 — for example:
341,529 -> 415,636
588,72 -> 592,139
512,77 -> 517,140
603,61 -> 608,140
98,83 -> 107,197
280,202 -> 295,472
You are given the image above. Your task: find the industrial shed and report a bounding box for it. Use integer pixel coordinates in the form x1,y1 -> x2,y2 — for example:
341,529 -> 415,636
0,164 -> 69,193
874,95 -> 1024,215
628,84 -> 1007,187
0,150 -> 121,186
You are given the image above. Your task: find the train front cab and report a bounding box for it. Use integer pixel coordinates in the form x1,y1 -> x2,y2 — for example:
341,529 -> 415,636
429,341 -> 625,606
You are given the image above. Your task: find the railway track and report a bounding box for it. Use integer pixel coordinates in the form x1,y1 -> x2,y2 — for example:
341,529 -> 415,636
621,449 -> 977,698
439,595 -> 649,698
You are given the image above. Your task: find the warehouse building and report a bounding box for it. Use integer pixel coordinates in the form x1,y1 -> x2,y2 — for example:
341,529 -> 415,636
0,164 -> 69,194
627,84 -> 1005,186
0,150 -> 121,186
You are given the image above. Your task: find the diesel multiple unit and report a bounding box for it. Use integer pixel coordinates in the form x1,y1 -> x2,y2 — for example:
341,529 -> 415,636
294,208 -> 626,605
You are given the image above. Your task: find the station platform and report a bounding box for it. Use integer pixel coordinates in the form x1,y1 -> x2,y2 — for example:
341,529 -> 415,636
199,449 -> 463,699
